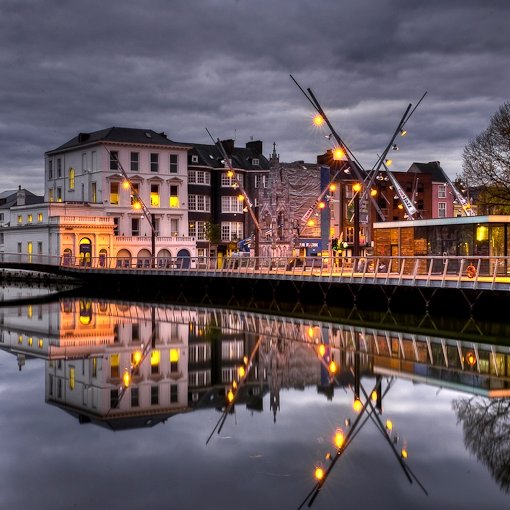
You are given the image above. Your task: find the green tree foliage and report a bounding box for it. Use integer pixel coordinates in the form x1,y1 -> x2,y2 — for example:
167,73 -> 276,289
462,102 -> 510,213
204,221 -> 221,245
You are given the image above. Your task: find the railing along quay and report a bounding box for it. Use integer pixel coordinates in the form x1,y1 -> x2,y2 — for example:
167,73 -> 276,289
2,253 -> 510,292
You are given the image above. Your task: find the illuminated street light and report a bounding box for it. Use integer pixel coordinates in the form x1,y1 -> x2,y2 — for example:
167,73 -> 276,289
238,365 -> 246,378
352,182 -> 362,193
122,370 -> 131,388
313,114 -> 324,127
353,398 -> 363,413
227,389 -> 234,403
385,159 -> 393,166
329,183 -> 337,192
333,147 -> 345,160
329,361 -> 337,374
386,419 -> 393,431
400,129 -> 407,137
318,344 -> 326,357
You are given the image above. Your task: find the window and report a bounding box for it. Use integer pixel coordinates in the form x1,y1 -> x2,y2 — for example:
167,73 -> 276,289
150,184 -> 160,207
130,152 -> 139,172
150,153 -> 159,172
110,389 -> 119,409
82,153 -> 87,171
151,350 -> 160,375
438,202 -> 446,218
110,151 -> 119,170
169,185 -> 179,208
170,154 -> 178,173
438,185 -> 446,198
68,167 -> 75,190
221,195 -> 244,213
113,217 -> 120,236
38,213 -> 43,222
255,174 -> 268,188
131,218 -> 140,236
221,172 -> 243,187
191,155 -> 199,163
188,194 -> 210,212
91,182 -> 97,203
57,158 -> 62,177
170,349 -> 179,373
69,367 -> 75,390
170,385 -> 178,403
110,182 -> 119,205
37,242 -> 43,254
91,151 -> 97,171
131,387 -> 139,407
57,188 -> 62,202
153,217 -> 160,236
252,158 -> 259,166
17,242 -> 22,253
130,183 -> 140,205
17,215 -> 22,224
110,353 -> 120,378
221,221 -> 243,241
151,385 -> 159,405
170,218 -> 179,236
27,214 -> 33,223
189,221 -> 206,240
48,160 -> 53,180
189,170 -> 211,185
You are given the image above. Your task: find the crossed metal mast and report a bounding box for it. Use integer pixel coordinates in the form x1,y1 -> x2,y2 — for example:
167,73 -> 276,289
290,75 -> 427,221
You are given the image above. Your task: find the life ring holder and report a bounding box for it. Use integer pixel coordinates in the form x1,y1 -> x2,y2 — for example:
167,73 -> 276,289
466,264 -> 476,279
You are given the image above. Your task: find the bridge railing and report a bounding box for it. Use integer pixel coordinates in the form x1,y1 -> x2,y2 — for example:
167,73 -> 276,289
2,253 -> 510,287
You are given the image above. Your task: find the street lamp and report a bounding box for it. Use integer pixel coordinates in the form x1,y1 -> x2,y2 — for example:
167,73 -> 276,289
352,182 -> 362,258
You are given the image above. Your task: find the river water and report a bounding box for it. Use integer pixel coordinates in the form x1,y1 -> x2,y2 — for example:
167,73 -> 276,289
0,285 -> 509,509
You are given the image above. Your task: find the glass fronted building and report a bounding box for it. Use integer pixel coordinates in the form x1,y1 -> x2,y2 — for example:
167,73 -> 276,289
373,215 -> 510,275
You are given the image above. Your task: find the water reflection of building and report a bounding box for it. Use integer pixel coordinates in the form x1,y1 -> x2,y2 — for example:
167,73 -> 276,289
1,301 -> 510,430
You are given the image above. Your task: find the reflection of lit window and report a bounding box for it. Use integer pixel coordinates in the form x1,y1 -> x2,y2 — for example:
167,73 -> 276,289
38,339 -> 43,348
28,337 -> 33,346
170,348 -> 179,372
151,350 -> 160,374
69,367 -> 75,390
27,305 -> 33,318
110,354 -> 120,378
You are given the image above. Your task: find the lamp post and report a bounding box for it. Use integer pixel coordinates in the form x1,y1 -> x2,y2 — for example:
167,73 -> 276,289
352,182 -> 362,258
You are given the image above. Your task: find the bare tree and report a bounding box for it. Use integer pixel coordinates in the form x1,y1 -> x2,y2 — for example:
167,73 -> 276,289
461,102 -> 510,213
453,396 -> 510,492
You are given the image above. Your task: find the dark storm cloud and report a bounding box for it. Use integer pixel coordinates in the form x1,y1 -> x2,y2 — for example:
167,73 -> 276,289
1,0 -> 509,192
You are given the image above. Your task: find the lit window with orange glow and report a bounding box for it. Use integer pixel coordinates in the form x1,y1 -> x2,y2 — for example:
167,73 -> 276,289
151,350 -> 161,366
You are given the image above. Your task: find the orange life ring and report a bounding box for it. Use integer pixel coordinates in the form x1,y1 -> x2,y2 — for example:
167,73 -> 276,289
466,265 -> 476,278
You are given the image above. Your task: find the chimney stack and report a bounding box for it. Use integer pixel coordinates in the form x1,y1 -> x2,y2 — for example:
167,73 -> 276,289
17,186 -> 26,206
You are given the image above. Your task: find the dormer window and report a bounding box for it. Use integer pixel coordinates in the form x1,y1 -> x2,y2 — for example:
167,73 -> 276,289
252,158 -> 259,166
191,155 -> 199,163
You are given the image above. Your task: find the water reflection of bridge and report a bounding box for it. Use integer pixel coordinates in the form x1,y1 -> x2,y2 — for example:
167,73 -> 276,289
0,299 -> 509,430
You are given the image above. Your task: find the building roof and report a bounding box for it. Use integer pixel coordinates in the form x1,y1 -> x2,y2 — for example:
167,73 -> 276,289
0,189 -> 44,209
407,161 -> 448,183
46,127 -> 191,154
187,140 -> 270,170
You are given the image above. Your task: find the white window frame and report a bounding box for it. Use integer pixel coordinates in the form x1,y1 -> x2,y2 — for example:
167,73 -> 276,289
188,194 -> 210,212
221,221 -> 243,241
438,185 -> 446,198
438,202 -> 446,218
221,195 -> 244,213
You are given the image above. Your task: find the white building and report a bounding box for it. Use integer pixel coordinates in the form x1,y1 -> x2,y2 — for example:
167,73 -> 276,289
2,127 -> 196,265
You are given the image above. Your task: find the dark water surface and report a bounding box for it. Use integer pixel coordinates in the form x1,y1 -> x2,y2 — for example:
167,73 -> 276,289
1,288 -> 509,509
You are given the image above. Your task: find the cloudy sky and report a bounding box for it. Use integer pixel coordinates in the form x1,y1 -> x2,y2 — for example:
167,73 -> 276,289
1,0 -> 509,194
